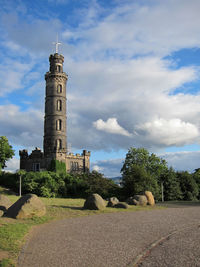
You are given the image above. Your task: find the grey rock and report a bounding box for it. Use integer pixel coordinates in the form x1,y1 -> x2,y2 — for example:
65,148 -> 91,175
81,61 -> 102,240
5,194 -> 46,219
83,194 -> 106,210
107,197 -> 119,207
133,195 -> 148,206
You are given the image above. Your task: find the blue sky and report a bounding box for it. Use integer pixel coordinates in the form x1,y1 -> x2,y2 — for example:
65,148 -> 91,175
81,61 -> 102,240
1,0 -> 200,177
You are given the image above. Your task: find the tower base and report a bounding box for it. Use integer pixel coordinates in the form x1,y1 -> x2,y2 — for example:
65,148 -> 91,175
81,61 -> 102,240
19,148 -> 90,173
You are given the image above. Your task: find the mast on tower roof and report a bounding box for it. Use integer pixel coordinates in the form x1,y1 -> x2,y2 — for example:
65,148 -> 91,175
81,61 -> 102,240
53,34 -> 61,54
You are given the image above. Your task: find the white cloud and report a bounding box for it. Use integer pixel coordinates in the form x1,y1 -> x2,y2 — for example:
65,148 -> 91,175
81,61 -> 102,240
0,105 -> 43,149
62,0 -> 200,59
91,158 -> 124,177
93,118 -> 132,137
1,0 -> 200,163
4,157 -> 19,173
135,118 -> 199,147
0,61 -> 33,96
92,165 -> 103,172
161,151 -> 200,172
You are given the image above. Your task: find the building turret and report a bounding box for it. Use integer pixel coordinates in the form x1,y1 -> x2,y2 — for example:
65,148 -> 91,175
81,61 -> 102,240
44,53 -> 68,157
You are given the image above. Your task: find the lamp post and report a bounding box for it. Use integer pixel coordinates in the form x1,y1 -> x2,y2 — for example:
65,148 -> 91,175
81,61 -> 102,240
161,181 -> 164,202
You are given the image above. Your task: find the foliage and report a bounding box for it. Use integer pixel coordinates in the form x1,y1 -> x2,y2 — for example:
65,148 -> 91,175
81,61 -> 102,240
121,147 -> 168,200
48,159 -> 66,174
121,164 -> 160,199
0,137 -> 15,171
160,167 -> 182,201
0,258 -> 14,267
121,147 -> 168,180
176,171 -> 199,201
0,172 -> 18,192
192,168 -> 200,200
0,170 -> 120,199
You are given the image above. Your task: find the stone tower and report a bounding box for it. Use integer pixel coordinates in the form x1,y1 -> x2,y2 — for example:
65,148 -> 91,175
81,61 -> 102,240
44,53 -> 68,157
19,51 -> 90,173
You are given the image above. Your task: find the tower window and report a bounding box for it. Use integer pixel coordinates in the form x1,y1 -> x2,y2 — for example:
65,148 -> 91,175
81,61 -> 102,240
57,100 -> 62,111
57,84 -> 62,93
56,139 -> 62,149
56,119 -> 62,130
57,65 -> 62,72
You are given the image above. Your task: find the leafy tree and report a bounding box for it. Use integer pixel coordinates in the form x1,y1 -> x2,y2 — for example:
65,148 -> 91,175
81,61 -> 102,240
176,171 -> 199,201
192,168 -> 200,200
121,147 -> 168,180
73,171 -> 120,199
121,164 -> 160,199
160,167 -> 182,201
121,147 -> 168,200
0,136 -> 15,171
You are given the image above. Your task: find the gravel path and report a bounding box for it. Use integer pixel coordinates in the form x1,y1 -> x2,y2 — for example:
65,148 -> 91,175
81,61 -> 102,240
18,206 -> 200,267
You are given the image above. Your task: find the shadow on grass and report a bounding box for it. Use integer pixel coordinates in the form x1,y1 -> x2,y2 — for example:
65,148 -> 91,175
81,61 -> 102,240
0,188 -> 17,196
51,205 -> 84,210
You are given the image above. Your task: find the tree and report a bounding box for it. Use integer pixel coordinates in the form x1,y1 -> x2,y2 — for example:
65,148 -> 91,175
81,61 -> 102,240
121,164 -> 160,198
121,147 -> 168,180
0,136 -> 15,171
121,147 -> 167,200
193,168 -> 200,200
176,171 -> 199,201
160,167 -> 182,201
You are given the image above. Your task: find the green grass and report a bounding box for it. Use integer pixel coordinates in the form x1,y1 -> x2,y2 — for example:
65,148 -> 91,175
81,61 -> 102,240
0,186 -> 159,266
0,258 -> 14,267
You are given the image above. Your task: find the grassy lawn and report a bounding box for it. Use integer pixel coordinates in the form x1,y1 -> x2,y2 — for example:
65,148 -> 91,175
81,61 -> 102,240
0,186 -> 159,267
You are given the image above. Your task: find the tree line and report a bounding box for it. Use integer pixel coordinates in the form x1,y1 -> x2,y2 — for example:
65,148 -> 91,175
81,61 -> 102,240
0,136 -> 200,201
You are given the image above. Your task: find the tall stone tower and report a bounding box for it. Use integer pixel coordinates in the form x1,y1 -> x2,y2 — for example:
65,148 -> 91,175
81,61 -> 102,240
19,51 -> 90,173
44,53 -> 68,157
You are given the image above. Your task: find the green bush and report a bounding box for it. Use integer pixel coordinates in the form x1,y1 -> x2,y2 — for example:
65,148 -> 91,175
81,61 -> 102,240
48,159 -> 66,174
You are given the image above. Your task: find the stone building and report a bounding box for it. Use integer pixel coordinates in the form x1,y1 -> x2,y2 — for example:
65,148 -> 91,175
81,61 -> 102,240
19,52 -> 90,173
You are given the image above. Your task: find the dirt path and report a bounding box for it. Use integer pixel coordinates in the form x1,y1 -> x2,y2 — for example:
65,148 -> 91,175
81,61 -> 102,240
18,206 -> 200,267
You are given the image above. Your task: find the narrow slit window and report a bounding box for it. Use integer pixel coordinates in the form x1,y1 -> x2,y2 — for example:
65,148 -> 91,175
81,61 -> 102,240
57,100 -> 62,111
57,84 -> 62,93
56,119 -> 62,130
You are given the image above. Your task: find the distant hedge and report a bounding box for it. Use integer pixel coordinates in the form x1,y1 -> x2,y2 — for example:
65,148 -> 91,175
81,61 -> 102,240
0,170 -> 120,199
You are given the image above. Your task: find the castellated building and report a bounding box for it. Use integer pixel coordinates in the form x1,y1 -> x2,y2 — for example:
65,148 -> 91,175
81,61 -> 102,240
19,52 -> 90,173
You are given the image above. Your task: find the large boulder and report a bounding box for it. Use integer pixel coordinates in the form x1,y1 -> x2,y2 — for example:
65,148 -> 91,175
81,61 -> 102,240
83,194 -> 106,210
127,195 -> 148,206
134,195 -> 148,206
5,194 -> 46,219
114,202 -> 129,209
145,191 -> 155,206
107,197 -> 119,207
0,194 -> 12,211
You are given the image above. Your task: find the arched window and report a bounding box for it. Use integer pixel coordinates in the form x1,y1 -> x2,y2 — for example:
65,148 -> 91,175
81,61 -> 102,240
56,139 -> 62,149
56,119 -> 62,130
57,100 -> 62,111
70,162 -> 79,171
57,84 -> 62,93
57,65 -> 62,72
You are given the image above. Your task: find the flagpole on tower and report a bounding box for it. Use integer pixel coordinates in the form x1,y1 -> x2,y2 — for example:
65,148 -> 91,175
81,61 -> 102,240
53,34 -> 61,54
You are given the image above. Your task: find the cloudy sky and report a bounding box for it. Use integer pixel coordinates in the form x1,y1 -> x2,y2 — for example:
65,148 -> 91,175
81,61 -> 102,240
1,0 -> 200,177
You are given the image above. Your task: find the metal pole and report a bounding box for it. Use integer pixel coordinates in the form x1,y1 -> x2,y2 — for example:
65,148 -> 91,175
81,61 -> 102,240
161,181 -> 164,202
19,175 -> 21,197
